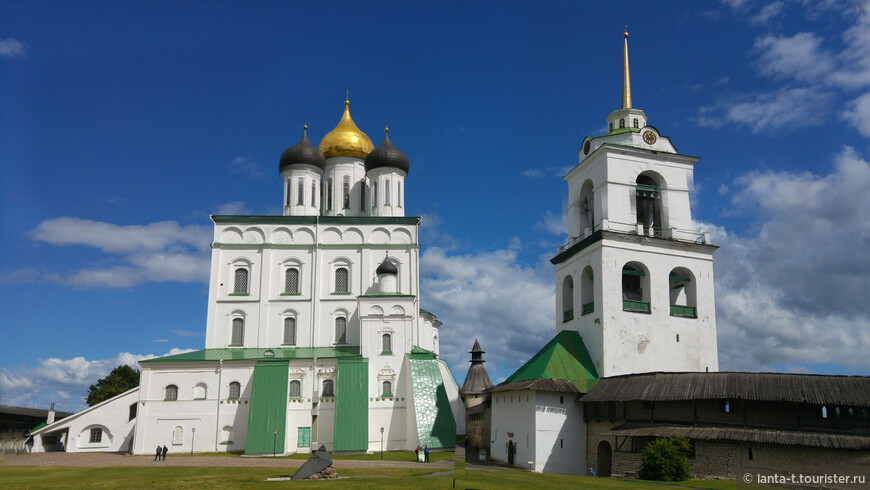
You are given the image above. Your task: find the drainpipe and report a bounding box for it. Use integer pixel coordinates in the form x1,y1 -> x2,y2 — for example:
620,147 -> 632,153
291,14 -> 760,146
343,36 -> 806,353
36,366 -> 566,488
215,359 -> 223,451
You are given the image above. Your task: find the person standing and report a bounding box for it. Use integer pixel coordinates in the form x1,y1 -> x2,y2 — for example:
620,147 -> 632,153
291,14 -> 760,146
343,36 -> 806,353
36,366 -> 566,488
154,445 -> 161,462
415,445 -> 420,462
162,444 -> 168,461
424,445 -> 430,463
589,467 -> 596,477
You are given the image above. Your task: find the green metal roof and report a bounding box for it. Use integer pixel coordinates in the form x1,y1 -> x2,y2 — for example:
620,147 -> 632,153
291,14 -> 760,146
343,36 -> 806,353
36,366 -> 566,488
140,346 -> 360,363
408,345 -> 437,359
503,330 -> 599,392
211,215 -> 421,225
333,357 -> 369,451
244,360 -> 289,454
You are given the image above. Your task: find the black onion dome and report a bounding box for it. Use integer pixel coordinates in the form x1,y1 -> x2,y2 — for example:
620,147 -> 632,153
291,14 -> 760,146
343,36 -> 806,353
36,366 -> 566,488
364,129 -> 409,174
376,256 -> 398,275
279,126 -> 326,173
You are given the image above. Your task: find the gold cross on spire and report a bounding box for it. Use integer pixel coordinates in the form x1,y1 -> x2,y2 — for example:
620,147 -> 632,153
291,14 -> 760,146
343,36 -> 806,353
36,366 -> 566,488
622,27 -> 632,110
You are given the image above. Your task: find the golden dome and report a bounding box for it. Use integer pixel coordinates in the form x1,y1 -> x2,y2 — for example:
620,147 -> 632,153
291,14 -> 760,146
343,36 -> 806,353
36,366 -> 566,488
318,99 -> 374,159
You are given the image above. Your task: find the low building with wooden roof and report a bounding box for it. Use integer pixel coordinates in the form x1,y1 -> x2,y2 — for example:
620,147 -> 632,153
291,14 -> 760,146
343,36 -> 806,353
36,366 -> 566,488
582,372 -> 870,481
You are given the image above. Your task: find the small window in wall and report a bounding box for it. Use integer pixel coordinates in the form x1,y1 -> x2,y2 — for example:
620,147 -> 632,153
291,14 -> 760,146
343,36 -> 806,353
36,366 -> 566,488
335,317 -> 347,344
89,427 -> 103,443
222,425 -> 233,444
289,380 -> 301,398
173,426 -> 183,445
283,317 -> 296,345
633,118 -> 639,129
233,268 -> 249,294
285,180 -> 291,207
385,179 -> 391,205
297,179 -> 304,205
322,379 -> 334,396
372,181 -> 378,208
748,447 -> 753,460
383,380 -> 392,397
382,333 -> 392,353
194,382 -> 207,400
231,318 -> 244,345
285,268 -> 300,294
165,384 -> 178,401
311,180 -> 317,207
335,267 -> 349,293
327,178 -> 333,211
343,176 -> 350,209
129,403 -> 137,422
619,118 -> 625,129
360,180 -> 366,210
821,405 -> 828,419
229,381 -> 241,399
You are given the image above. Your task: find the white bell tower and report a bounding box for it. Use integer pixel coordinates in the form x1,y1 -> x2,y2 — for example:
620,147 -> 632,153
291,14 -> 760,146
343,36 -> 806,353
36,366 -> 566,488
552,30 -> 719,377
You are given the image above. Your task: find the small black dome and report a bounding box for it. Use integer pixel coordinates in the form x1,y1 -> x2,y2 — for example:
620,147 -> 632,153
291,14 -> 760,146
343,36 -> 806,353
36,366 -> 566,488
280,126 -> 326,173
364,129 -> 409,174
376,256 -> 398,275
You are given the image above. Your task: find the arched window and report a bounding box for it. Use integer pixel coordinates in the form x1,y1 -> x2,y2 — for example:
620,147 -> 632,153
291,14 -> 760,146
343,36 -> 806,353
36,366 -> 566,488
622,263 -> 650,313
335,317 -> 347,344
360,180 -> 366,210
326,178 -> 333,211
669,268 -> 697,318
289,380 -> 301,398
172,426 -> 183,445
562,275 -> 574,322
231,318 -> 244,345
89,427 -> 103,443
297,179 -> 304,205
335,267 -> 349,293
165,384 -> 178,401
283,317 -> 296,345
194,382 -> 207,400
221,425 -> 233,444
619,118 -> 625,129
322,379 -> 334,396
633,118 -> 639,129
382,333 -> 392,353
284,268 -> 299,294
581,266 -> 594,315
311,180 -> 317,207
372,181 -> 378,208
229,381 -> 241,399
233,268 -> 248,294
285,180 -> 291,207
635,174 -> 663,236
383,381 -> 392,397
385,179 -> 391,205
343,176 -> 350,209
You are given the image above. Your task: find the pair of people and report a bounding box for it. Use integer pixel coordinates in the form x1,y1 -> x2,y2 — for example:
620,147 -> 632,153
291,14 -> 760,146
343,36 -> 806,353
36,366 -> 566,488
415,444 -> 430,463
154,444 -> 168,461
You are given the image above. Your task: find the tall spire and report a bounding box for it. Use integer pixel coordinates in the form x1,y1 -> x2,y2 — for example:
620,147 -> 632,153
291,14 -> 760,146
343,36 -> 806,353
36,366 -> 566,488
622,28 -> 631,110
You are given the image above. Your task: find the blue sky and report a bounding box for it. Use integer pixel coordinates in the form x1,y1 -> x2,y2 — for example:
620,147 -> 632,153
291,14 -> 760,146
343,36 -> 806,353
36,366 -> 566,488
3,1 -> 870,411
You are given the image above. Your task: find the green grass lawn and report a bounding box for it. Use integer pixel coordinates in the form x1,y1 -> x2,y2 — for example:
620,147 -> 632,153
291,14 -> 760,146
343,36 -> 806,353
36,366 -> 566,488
0,465 -> 745,489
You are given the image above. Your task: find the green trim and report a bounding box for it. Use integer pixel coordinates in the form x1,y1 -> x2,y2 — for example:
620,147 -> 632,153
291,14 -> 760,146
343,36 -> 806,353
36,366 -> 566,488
670,305 -> 697,318
359,293 -> 416,298
563,309 -> 574,322
332,291 -> 353,295
582,302 -> 595,316
622,269 -> 645,276
605,127 -> 642,136
228,293 -> 250,296
140,346 -> 361,363
419,308 -> 435,317
408,345 -> 437,359
212,215 -> 421,225
214,242 -> 420,248
502,330 -> 599,392
280,292 -> 301,296
381,351 -> 393,355
636,184 -> 660,192
669,275 -> 691,282
550,231 -> 603,265
623,300 -> 651,313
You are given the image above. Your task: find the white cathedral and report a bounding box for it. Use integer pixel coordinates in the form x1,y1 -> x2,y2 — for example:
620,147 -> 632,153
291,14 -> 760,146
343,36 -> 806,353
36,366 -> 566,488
30,101 -> 465,455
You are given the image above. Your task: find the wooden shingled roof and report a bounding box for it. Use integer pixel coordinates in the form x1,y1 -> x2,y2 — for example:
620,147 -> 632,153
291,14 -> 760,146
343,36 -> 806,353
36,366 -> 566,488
582,372 -> 870,406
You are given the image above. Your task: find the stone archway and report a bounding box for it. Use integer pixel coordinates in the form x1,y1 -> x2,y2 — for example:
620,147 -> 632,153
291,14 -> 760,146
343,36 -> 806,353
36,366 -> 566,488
597,440 -> 612,477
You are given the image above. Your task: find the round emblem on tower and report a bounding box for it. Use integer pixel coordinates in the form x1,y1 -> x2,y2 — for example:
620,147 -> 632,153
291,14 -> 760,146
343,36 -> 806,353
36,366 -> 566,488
643,130 -> 657,145
583,140 -> 591,155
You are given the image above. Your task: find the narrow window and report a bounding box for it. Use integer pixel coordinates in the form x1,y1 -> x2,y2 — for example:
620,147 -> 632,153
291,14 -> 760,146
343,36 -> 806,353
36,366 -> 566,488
289,380 -> 301,397
619,118 -> 625,129
382,333 -> 392,353
398,181 -> 402,207
383,380 -> 392,396
609,122 -> 613,132
233,268 -> 248,294
335,317 -> 347,344
560,439 -> 563,448
89,428 -> 102,443
560,396 -> 564,404
633,118 -> 639,128
327,178 -> 333,211
231,318 -> 244,345
128,403 -> 137,421
748,447 -> 753,460
322,379 -> 334,396
284,317 -> 296,344
360,180 -> 366,210
343,175 -> 350,209
285,268 -> 299,294
385,179 -> 391,205
335,267 -> 349,293
297,179 -> 304,205
562,275 -> 574,322
821,405 -> 828,419
229,381 -> 241,399
165,384 -> 178,401
372,181 -> 378,208
311,180 -> 317,207
173,426 -> 183,445
285,180 -> 291,207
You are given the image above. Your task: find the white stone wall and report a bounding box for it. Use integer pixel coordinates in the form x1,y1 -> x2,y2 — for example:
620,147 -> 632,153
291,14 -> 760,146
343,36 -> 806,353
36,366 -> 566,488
490,390 -> 537,469
367,167 -> 407,217
533,392 -> 585,475
281,165 -> 322,217
322,157 -> 368,217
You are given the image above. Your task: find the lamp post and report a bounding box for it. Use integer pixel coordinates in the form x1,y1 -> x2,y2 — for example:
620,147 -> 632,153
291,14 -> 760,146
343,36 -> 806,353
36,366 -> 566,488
191,427 -> 195,456
380,427 -> 384,459
273,429 -> 278,458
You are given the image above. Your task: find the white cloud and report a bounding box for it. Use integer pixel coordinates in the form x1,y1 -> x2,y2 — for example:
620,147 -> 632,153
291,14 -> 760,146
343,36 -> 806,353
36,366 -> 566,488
420,243 -> 556,381
714,147 -> 870,372
536,210 -> 567,235
754,33 -> 835,83
0,267 -> 39,284
29,217 -> 211,288
227,156 -> 262,177
215,201 -> 252,215
0,348 -> 194,412
698,87 -> 833,132
0,38 -> 27,59
172,329 -> 205,337
750,1 -> 786,24
521,169 -> 545,179
843,91 -> 870,137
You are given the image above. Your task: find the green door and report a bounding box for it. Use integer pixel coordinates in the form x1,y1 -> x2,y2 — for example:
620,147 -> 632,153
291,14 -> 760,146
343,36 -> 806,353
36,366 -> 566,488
297,427 -> 311,449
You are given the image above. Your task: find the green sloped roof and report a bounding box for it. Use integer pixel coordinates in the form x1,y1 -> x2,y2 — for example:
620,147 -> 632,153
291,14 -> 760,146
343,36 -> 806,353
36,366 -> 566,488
503,330 -> 599,392
408,345 -> 437,359
140,346 -> 360,363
